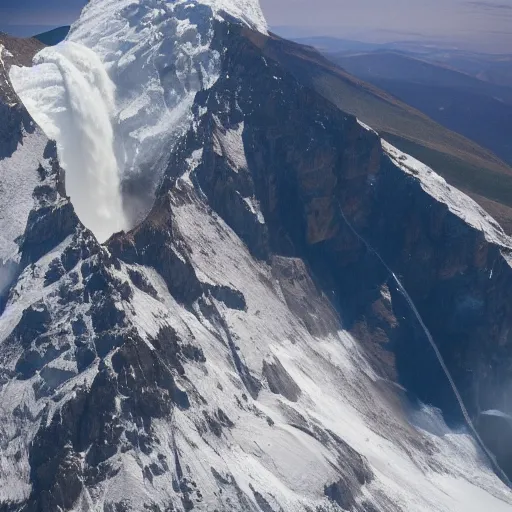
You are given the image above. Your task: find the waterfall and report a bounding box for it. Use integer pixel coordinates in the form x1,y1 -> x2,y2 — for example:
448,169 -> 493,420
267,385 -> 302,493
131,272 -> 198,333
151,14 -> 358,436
10,42 -> 127,243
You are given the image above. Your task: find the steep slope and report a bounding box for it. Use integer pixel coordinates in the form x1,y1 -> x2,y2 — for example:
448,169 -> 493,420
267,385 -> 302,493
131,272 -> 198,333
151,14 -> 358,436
330,51 -> 512,167
254,34 -> 512,234
2,2 -> 512,511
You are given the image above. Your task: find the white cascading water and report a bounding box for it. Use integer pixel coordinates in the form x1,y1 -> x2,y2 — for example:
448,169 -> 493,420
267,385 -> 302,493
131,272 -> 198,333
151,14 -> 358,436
10,42 -> 127,243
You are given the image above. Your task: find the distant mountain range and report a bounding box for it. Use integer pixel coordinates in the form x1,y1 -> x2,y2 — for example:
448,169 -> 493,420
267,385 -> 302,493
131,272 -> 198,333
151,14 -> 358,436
329,51 -> 512,168
295,36 -> 512,89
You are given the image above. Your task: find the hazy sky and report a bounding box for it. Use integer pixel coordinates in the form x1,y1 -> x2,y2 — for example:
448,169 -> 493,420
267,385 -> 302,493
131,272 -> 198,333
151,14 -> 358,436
0,0 -> 510,52
260,0 -> 512,52
0,0 -> 85,36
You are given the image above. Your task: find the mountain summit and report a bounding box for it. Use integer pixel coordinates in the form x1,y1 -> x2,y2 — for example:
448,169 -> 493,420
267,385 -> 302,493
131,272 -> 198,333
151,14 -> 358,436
1,1 -> 512,511
11,0 -> 266,241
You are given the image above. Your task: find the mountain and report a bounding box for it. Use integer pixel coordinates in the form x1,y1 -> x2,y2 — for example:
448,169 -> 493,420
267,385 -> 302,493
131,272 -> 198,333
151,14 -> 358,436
434,52 -> 512,89
33,27 -> 70,46
1,1 -> 512,511
291,36 -> 385,54
329,51 -> 512,103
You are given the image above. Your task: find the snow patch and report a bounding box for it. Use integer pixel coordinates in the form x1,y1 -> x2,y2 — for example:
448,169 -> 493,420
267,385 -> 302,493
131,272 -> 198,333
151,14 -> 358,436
198,0 -> 268,33
357,118 -> 378,135
213,121 -> 248,172
242,195 -> 265,224
180,148 -> 203,189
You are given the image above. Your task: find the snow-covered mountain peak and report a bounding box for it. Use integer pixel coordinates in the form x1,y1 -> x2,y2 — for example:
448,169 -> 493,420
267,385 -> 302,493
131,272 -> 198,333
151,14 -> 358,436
10,0 -> 268,242
80,0 -> 268,34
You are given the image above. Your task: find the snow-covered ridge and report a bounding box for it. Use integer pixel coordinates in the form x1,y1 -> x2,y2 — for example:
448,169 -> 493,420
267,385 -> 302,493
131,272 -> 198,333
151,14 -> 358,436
357,120 -> 512,250
382,140 -> 512,249
78,0 -> 268,36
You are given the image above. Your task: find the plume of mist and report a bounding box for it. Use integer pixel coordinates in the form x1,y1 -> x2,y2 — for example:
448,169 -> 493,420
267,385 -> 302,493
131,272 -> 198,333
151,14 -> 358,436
10,42 -> 127,243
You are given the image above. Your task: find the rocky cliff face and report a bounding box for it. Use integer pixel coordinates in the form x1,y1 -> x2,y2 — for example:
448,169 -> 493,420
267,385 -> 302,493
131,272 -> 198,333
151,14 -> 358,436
168,24 -> 512,426
1,11 -> 512,512
0,36 -> 44,161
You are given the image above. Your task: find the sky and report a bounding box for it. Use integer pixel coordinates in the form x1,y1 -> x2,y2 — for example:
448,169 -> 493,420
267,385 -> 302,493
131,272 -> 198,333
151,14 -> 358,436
0,0 -> 511,52
260,0 -> 512,52
0,0 -> 85,36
